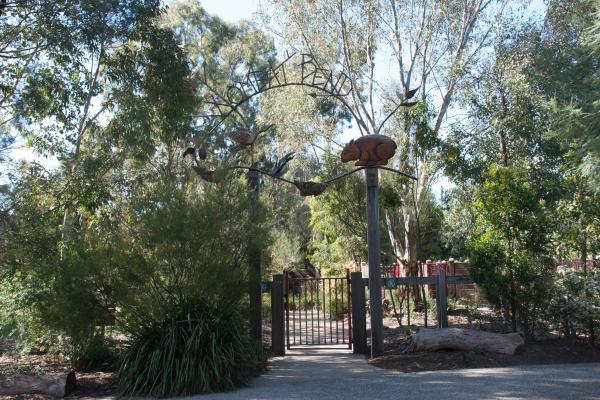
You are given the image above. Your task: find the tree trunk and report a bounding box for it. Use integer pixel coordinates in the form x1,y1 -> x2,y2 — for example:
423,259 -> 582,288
0,372 -> 76,397
498,87 -> 509,167
384,210 -> 403,266
578,186 -> 588,273
509,267 -> 517,332
411,328 -> 524,355
404,209 -> 422,306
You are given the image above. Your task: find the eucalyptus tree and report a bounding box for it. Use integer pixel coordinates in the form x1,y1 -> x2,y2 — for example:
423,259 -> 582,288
445,0 -> 600,261
0,0 -> 183,259
263,0 -> 510,282
0,0 -> 197,361
162,1 -> 356,269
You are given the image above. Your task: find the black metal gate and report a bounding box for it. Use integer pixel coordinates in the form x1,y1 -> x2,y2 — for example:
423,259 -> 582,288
284,273 -> 352,349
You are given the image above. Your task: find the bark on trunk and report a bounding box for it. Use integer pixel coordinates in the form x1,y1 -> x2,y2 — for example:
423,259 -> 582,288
411,328 -> 524,355
499,87 -> 509,167
0,372 -> 76,397
404,210 -> 422,305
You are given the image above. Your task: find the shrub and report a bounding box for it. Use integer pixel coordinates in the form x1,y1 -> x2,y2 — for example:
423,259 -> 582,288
117,298 -> 258,397
469,165 -> 553,338
548,268 -> 600,341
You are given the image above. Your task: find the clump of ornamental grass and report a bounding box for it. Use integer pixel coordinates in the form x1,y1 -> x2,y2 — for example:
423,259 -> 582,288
117,298 -> 257,397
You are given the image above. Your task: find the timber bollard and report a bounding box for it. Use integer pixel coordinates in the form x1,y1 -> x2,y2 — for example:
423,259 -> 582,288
351,272 -> 367,354
436,268 -> 448,328
271,274 -> 285,356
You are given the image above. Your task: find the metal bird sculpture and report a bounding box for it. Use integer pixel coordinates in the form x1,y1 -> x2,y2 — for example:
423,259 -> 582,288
294,180 -> 328,197
399,101 -> 418,107
392,86 -> 419,108
404,86 -> 420,100
228,125 -> 274,154
183,145 -> 216,182
270,152 -> 295,178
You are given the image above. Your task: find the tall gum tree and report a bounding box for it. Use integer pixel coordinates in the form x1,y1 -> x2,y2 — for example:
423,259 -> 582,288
264,0 -> 510,282
0,1 -> 197,259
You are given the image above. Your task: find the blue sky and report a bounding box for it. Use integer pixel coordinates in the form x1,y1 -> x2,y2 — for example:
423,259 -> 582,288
195,0 -> 260,22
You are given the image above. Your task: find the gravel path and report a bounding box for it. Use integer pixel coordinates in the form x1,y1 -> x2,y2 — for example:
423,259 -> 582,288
174,346 -> 600,400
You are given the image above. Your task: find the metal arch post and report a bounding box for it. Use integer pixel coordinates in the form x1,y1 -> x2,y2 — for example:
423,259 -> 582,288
366,167 -> 384,357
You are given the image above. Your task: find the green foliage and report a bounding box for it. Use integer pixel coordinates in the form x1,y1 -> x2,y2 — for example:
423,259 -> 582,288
308,156 -> 366,273
117,298 -> 258,397
549,269 -> 600,341
469,165 -> 552,338
442,186 -> 477,258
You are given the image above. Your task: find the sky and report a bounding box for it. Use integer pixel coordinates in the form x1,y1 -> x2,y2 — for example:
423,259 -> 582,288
194,0 -> 261,22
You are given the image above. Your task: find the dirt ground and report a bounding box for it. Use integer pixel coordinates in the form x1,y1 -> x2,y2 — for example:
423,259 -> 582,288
0,339 -> 116,400
370,312 -> 600,373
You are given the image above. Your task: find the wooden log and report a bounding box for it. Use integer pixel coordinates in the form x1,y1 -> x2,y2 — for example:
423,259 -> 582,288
0,372 -> 76,397
411,328 -> 524,355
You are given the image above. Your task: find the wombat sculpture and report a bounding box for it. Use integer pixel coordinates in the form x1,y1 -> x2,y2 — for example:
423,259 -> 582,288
340,134 -> 397,166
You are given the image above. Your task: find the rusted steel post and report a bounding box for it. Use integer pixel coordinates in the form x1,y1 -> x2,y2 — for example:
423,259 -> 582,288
351,272 -> 367,354
247,170 -> 262,348
437,268 -> 448,328
346,269 -> 352,349
271,274 -> 285,355
366,168 -> 384,357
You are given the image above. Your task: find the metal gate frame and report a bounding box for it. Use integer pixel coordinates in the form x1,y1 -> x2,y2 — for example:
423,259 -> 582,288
284,271 -> 352,349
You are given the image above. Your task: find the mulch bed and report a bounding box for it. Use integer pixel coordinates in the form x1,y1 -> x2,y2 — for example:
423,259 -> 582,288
370,325 -> 600,373
0,339 -> 116,400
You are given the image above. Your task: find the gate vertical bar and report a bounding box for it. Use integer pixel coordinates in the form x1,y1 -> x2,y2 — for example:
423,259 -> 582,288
341,278 -> 346,343
322,278 -> 327,344
304,280 -> 308,343
271,274 -> 285,355
328,279 -> 333,342
366,168 -> 384,357
285,272 -> 290,350
335,279 -> 340,343
351,272 -> 367,354
316,280 -> 321,344
292,282 -> 296,346
310,281 -> 315,344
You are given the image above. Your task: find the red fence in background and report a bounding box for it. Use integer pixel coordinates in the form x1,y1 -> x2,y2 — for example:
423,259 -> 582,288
553,259 -> 598,272
373,258 -> 598,303
378,259 -> 478,301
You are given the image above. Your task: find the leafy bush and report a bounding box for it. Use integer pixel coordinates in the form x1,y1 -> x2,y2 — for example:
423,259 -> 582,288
469,165 -> 553,338
1,175 -> 258,369
549,268 -> 600,341
0,275 -> 54,354
117,299 -> 258,397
